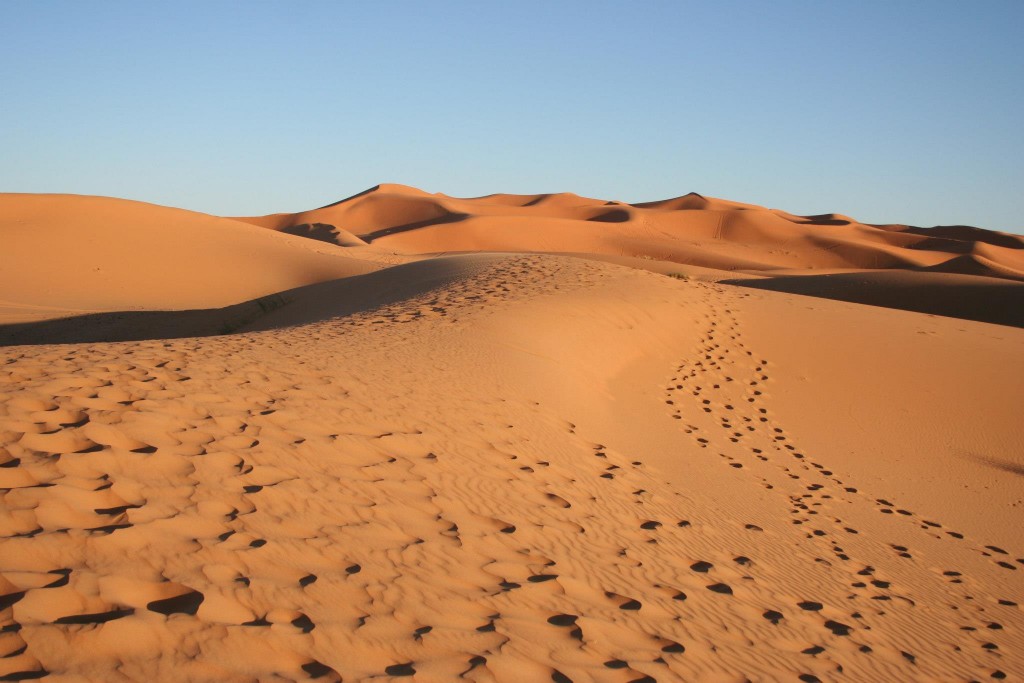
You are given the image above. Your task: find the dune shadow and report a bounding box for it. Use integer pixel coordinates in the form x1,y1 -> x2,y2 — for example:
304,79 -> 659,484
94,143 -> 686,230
724,271 -> 1024,328
359,212 -> 469,242
795,214 -> 851,226
919,254 -> 1024,282
969,454 -> 1024,477
588,208 -> 631,223
903,235 -> 975,254
0,292 -> 293,347
281,222 -> 365,247
901,225 -> 1024,251
0,257 -> 496,347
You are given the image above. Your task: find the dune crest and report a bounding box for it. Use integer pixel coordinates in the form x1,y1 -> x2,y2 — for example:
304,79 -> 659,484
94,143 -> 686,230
238,184 -> 1024,287
228,183 -> 1024,328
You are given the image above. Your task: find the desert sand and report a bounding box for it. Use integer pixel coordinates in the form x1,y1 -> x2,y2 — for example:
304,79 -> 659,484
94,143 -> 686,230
0,185 -> 1021,682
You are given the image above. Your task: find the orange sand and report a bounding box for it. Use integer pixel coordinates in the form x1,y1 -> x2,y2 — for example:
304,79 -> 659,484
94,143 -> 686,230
1,186 -> 1021,681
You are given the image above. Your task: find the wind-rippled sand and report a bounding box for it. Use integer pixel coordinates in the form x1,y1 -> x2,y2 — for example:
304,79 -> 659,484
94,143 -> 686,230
1,188 -> 1022,681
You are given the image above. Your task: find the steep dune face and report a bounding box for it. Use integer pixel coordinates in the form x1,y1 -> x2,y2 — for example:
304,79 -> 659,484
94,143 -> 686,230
0,194 -> 384,321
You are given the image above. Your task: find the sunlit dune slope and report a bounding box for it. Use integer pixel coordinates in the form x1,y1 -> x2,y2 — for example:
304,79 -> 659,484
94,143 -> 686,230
236,184 -> 1024,283
0,194 -> 384,320
1,253 -> 1021,681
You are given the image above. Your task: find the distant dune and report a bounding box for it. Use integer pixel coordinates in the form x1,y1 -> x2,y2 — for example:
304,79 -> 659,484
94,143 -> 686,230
231,183 -> 1024,328
1,187 -> 1021,681
238,183 -> 1024,281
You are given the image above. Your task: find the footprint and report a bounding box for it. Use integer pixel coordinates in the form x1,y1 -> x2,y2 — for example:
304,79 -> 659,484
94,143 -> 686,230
384,663 -> 416,677
604,592 -> 641,610
301,661 -> 337,679
528,574 -> 558,583
147,589 -> 204,615
824,620 -> 852,636
546,493 -> 571,508
291,613 -> 315,633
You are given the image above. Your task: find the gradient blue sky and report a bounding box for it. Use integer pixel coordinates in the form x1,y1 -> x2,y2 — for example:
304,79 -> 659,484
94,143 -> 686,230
2,1 -> 1022,231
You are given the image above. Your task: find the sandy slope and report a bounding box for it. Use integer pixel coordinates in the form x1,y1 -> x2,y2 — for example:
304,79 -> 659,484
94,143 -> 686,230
0,194 -> 392,323
230,183 -> 1024,328
236,184 -> 1024,282
1,190 -> 1023,681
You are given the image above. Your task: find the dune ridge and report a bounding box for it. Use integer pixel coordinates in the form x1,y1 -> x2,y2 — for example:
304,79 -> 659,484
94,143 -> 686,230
233,183 -> 1024,330
237,183 -> 1024,282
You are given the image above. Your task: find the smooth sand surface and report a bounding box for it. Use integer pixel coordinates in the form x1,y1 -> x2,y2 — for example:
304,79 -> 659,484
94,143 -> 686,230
0,194 -> 393,322
1,187 -> 1022,681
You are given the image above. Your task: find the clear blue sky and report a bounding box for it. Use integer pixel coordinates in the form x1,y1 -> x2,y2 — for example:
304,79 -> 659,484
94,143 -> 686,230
2,1 -> 1022,231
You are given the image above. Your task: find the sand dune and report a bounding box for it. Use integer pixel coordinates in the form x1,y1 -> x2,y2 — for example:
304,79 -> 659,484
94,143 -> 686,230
1,188 -> 1022,681
0,194 -> 389,323
0,256 -> 497,347
239,184 -> 1024,280
234,184 -> 1024,327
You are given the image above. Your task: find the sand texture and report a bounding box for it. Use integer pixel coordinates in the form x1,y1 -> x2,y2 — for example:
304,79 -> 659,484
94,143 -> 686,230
1,187 -> 1022,682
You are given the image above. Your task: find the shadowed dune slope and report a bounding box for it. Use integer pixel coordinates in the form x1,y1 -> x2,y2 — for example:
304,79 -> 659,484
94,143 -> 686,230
724,270 -> 1024,328
0,255 -> 506,346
